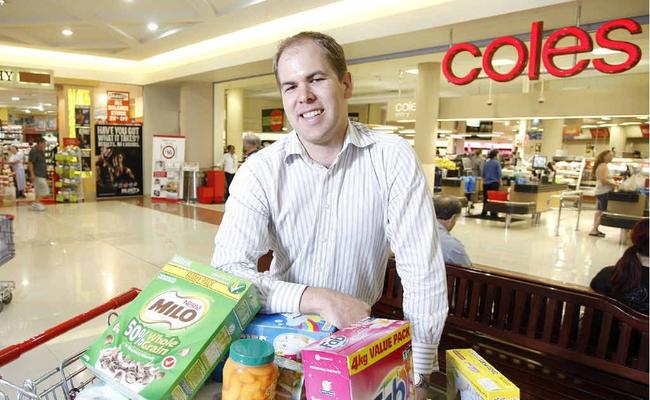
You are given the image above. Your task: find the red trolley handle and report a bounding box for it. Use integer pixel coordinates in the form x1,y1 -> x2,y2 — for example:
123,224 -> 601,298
0,287 -> 140,367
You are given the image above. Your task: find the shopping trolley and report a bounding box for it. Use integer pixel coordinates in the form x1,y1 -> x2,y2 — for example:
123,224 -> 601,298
0,288 -> 140,400
0,214 -> 15,313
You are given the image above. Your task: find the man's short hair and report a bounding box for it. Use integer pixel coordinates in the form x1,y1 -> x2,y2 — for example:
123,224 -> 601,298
434,195 -> 463,220
36,137 -> 46,144
243,133 -> 261,147
272,31 -> 348,84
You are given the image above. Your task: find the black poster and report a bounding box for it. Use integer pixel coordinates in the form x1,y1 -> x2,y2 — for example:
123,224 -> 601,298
75,106 -> 92,172
95,124 -> 143,197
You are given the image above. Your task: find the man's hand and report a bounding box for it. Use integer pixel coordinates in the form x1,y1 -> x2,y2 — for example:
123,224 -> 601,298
300,287 -> 370,329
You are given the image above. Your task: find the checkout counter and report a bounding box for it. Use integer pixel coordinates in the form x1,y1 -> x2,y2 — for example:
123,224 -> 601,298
509,183 -> 568,213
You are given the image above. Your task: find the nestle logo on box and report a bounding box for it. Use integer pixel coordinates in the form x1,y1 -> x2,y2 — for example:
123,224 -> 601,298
443,18 -> 643,85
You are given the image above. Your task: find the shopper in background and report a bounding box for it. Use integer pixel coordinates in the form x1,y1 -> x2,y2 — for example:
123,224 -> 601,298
481,149 -> 502,218
590,149 -> 616,237
590,219 -> 648,314
242,133 -> 261,162
434,195 -> 472,267
28,137 -> 48,211
212,31 -> 447,397
223,145 -> 238,199
8,145 -> 26,198
469,148 -> 484,178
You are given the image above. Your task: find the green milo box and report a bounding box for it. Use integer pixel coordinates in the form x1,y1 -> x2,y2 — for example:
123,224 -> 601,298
82,256 -> 261,400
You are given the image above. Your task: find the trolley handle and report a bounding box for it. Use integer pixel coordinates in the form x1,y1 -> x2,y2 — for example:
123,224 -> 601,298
0,287 -> 140,367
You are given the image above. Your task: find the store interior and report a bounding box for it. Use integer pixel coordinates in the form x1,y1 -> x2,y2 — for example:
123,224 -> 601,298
0,0 -> 647,398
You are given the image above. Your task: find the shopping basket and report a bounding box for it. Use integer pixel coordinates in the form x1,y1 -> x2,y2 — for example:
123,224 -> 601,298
0,288 -> 140,400
0,214 -> 16,313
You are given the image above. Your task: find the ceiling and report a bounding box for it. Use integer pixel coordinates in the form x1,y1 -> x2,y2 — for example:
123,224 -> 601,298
0,0 -> 646,87
0,0 -> 577,84
0,0 -> 336,59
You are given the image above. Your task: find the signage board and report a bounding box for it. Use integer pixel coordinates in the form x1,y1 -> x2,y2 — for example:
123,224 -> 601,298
107,91 -> 131,124
0,66 -> 53,89
387,98 -> 416,122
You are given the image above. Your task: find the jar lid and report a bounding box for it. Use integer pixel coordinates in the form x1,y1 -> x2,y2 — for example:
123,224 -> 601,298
229,339 -> 275,366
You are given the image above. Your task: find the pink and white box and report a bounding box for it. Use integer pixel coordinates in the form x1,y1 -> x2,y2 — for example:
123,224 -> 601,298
301,318 -> 415,400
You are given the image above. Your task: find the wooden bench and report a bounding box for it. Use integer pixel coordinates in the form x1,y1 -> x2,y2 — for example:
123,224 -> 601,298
372,260 -> 649,400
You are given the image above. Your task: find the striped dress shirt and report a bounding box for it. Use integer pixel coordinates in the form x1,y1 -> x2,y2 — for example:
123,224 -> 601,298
211,121 -> 448,374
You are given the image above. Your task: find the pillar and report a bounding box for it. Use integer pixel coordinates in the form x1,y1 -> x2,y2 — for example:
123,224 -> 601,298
414,62 -> 440,193
226,88 -> 244,158
180,82 -> 213,168
540,119 -> 564,159
367,103 -> 384,125
609,126 -> 627,157
213,84 -> 226,168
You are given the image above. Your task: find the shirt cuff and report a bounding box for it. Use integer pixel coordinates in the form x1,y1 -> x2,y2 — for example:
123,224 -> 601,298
412,342 -> 439,375
266,281 -> 308,314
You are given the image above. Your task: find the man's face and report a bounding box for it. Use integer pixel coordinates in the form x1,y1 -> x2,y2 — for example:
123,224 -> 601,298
276,40 -> 352,147
38,142 -> 46,151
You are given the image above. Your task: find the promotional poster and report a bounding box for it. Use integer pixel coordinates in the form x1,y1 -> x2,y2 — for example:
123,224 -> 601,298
95,124 -> 143,197
151,135 -> 186,200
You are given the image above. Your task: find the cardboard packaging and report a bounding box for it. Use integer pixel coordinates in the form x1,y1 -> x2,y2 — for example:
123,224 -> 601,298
446,349 -> 520,400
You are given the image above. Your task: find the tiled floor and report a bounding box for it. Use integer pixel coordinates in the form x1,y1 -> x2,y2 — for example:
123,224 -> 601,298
0,198 -> 627,394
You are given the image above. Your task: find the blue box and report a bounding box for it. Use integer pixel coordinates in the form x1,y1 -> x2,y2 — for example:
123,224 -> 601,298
242,313 -> 336,360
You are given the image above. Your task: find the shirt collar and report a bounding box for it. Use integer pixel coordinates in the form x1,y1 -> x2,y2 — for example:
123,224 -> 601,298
284,120 -> 376,162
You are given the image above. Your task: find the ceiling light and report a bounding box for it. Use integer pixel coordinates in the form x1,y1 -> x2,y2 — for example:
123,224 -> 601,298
0,1 -> 6,6
61,29 -> 73,36
43,103 -> 52,106
11,96 -> 19,101
636,116 -> 648,119
405,69 -> 418,75
147,22 -> 159,31
600,117 -> 611,121
581,125 -> 598,128
592,48 -> 622,55
492,59 -> 515,66
620,122 -> 642,126
396,119 -> 415,123
24,109 -> 31,114
599,124 -> 617,127
597,121 -> 606,125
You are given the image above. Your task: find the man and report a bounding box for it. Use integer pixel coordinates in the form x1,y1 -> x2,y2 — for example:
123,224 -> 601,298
242,132 -> 261,162
434,195 -> 472,267
223,145 -> 238,198
468,148 -> 484,178
28,137 -> 49,211
211,32 -> 447,397
481,149 -> 502,218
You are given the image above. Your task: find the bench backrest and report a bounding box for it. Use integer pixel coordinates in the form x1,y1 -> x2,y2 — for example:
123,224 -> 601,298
374,260 -> 649,384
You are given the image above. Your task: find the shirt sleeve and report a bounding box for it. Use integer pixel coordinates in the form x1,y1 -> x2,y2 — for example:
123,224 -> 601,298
211,161 -> 307,313
590,267 -> 614,295
385,140 -> 448,375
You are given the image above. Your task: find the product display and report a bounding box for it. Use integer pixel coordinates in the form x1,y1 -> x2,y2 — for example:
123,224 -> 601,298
0,125 -> 23,146
301,318 -> 415,400
81,256 -> 261,400
242,313 -> 336,361
446,349 -> 519,400
222,338 -> 279,400
54,145 -> 83,203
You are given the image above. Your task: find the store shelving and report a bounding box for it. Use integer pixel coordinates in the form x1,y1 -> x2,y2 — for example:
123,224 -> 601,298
0,125 -> 23,146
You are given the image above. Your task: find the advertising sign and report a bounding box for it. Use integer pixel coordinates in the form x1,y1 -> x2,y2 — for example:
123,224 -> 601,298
0,66 -> 53,89
95,124 -> 143,197
262,108 -> 284,132
151,135 -> 186,200
443,18 -> 643,85
75,105 -> 92,173
386,99 -> 416,122
107,91 -> 131,124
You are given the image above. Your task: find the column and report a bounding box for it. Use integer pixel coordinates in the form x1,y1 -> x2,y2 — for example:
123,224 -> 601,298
367,103 -> 384,125
180,82 -> 213,168
226,88 -> 244,157
213,84 -> 226,167
414,62 -> 440,193
609,126 -> 627,157
540,119 -> 564,159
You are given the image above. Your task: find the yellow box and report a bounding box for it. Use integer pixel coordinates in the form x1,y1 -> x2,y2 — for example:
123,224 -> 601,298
446,349 -> 519,400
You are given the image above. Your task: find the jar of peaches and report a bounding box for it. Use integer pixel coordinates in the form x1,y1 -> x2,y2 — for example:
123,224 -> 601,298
222,339 -> 279,400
